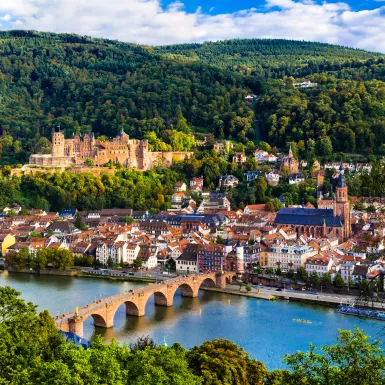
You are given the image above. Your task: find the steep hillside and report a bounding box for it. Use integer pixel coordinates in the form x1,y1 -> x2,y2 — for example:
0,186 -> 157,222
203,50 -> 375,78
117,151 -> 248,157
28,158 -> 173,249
0,31 -> 253,164
155,39 -> 385,79
0,31 -> 385,165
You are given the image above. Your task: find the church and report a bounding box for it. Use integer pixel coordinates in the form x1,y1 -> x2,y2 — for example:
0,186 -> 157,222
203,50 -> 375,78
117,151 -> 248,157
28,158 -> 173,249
274,163 -> 351,243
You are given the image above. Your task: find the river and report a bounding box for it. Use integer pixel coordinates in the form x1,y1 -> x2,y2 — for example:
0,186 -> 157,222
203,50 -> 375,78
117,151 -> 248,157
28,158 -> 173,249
1,271 -> 384,369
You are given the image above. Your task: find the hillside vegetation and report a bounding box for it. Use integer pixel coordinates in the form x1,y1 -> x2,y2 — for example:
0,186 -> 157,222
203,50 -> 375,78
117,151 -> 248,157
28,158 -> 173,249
155,39 -> 385,79
0,31 -> 253,164
0,31 -> 385,164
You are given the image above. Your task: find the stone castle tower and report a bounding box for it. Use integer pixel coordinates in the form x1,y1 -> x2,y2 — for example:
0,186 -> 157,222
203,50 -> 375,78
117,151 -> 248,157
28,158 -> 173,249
52,130 -> 65,157
334,163 -> 351,241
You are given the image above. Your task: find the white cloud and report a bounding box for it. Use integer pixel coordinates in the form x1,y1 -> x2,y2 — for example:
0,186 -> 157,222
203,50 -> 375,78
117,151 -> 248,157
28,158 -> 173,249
0,0 -> 384,52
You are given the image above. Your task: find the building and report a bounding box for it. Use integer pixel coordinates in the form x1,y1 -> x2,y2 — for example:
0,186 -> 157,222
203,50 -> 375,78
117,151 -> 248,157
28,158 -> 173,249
0,234 -> 16,254
137,245 -> 158,269
197,194 -> 231,213
267,244 -> 317,272
280,146 -> 299,173
174,182 -> 187,192
265,170 -> 280,186
289,173 -> 305,184
214,141 -> 232,153
244,170 -> 261,182
305,254 -> 333,277
29,129 -> 190,171
275,164 -> 351,242
294,80 -> 318,88
254,150 -> 277,163
176,251 -> 198,274
218,175 -> 239,189
232,153 -> 247,166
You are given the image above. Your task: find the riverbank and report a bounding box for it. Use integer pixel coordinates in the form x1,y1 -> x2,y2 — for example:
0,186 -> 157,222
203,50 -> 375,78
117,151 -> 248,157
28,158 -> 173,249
208,285 -> 385,311
201,286 -> 276,300
77,272 -> 155,283
5,267 -> 157,284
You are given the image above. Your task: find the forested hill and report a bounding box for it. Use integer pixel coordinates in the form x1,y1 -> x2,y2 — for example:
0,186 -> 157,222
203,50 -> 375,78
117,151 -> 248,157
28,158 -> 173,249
155,39 -> 385,79
0,30 -> 385,165
0,31 -> 254,164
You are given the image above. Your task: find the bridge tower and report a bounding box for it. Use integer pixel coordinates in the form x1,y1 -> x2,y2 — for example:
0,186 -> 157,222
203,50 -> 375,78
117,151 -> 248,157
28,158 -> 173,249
236,239 -> 244,275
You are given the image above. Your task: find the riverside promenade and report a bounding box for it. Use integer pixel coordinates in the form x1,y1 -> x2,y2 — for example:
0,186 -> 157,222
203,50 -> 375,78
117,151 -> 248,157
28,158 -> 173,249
203,284 -> 385,310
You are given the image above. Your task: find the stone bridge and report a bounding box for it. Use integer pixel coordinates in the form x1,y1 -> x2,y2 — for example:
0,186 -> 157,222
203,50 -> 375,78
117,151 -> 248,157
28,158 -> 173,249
55,272 -> 237,337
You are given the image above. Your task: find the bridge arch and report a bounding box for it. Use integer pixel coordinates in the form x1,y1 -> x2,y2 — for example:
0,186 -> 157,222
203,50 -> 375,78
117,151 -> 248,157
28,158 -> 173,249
176,282 -> 196,298
124,300 -> 142,316
199,277 -> 216,288
90,313 -> 109,328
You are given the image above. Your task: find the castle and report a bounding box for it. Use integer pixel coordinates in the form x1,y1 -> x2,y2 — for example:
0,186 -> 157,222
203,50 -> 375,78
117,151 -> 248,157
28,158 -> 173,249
29,130 -> 191,171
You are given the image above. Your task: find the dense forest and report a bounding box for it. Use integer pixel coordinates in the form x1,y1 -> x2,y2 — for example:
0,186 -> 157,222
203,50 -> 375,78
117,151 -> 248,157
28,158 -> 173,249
1,31 -> 385,165
156,39 -> 385,79
0,31 -> 254,164
1,286 -> 385,385
256,76 -> 385,156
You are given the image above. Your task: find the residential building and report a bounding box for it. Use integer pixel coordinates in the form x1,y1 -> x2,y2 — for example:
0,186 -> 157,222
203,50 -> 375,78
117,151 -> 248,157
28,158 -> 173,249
174,182 -> 187,192
176,251 -> 198,274
244,170 -> 261,182
289,173 -> 305,184
232,152 -> 247,166
218,175 -> 239,189
267,244 -> 317,272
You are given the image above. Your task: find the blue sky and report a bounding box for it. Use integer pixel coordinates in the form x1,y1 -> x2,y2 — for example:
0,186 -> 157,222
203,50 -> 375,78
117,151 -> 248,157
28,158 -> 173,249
161,0 -> 383,13
0,0 -> 384,52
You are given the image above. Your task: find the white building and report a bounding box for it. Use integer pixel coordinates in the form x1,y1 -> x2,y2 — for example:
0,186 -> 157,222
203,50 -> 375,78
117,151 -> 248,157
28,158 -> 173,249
96,241 -> 128,266
267,244 -> 317,272
305,254 -> 333,277
254,150 -> 277,163
126,243 -> 140,265
294,80 -> 318,88
176,251 -> 198,274
289,173 -> 305,185
218,175 -> 239,189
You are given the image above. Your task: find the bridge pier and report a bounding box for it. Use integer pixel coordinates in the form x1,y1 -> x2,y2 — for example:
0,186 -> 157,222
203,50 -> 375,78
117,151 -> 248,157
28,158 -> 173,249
68,317 -> 84,337
126,302 -> 145,317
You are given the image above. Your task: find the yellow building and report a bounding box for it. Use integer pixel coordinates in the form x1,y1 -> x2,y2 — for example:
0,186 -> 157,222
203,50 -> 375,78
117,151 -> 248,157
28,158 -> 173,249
0,234 -> 16,255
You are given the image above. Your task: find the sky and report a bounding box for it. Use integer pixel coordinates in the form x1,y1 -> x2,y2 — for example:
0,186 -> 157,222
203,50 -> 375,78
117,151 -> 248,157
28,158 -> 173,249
0,0 -> 384,52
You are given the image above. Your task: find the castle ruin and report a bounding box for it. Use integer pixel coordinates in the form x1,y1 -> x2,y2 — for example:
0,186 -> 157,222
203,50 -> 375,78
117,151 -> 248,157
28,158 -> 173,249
29,130 -> 191,171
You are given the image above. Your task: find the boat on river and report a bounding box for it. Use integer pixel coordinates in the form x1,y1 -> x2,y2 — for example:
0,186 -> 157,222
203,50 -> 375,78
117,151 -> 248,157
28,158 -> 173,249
336,304 -> 385,321
292,318 -> 312,324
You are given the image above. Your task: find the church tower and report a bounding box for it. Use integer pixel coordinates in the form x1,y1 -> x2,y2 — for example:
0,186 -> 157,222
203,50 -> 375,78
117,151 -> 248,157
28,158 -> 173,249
334,163 -> 351,241
52,129 -> 65,157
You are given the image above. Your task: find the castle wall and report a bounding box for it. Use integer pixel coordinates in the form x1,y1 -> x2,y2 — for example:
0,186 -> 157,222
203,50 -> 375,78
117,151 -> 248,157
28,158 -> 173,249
29,132 -> 191,171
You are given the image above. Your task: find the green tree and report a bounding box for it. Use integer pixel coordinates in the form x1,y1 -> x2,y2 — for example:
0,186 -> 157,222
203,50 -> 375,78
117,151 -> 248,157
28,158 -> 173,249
335,273 -> 346,288
13,247 -> 31,271
84,158 -> 95,167
246,283 -> 252,294
310,271 -> 320,287
107,256 -> 115,267
321,272 -> 332,288
296,266 -> 308,282
188,339 -> 267,385
284,327 -> 385,385
74,212 -> 87,231
133,258 -> 143,270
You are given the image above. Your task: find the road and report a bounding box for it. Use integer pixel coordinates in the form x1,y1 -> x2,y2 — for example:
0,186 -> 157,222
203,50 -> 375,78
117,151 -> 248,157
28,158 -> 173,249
227,284 -> 385,310
82,266 -> 177,281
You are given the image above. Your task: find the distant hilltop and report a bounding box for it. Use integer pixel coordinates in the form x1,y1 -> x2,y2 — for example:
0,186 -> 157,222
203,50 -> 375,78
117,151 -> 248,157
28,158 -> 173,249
29,129 -> 191,171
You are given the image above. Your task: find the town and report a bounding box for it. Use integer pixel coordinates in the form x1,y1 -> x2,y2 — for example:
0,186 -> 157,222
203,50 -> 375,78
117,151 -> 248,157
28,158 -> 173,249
1,144 -> 384,292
